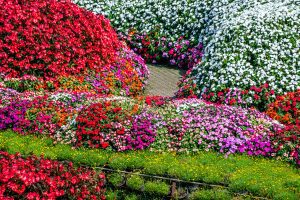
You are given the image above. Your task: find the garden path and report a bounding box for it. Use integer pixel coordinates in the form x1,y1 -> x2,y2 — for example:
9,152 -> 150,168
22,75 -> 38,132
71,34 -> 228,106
145,64 -> 186,97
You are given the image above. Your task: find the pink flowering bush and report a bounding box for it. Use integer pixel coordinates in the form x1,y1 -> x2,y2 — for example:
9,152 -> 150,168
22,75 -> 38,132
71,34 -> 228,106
151,99 -> 282,157
119,32 -> 203,68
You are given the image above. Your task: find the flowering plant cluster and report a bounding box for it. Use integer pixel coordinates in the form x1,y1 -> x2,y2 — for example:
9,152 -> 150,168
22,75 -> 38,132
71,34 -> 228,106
0,151 -> 106,200
119,32 -> 203,68
1,0 -> 120,79
0,89 -> 160,151
0,0 -> 149,95
197,83 -> 275,111
266,90 -> 300,126
151,99 -> 282,157
2,88 -> 300,165
144,96 -> 169,107
270,125 -> 300,165
74,0 -> 206,43
179,0 -> 299,99
73,0 -> 206,67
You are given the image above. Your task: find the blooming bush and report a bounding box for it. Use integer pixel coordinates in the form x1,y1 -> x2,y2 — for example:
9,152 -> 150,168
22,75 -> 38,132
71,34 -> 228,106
0,100 -> 31,132
0,151 -> 106,200
74,0 -> 207,43
144,96 -> 169,107
75,101 -> 131,149
0,0 -> 149,95
0,88 -> 40,108
1,0 -> 120,79
119,32 -> 203,68
266,89 -> 300,125
151,99 -> 282,156
179,0 -> 300,99
271,125 -> 300,165
73,0 -> 206,67
75,101 -> 159,151
197,83 -> 275,111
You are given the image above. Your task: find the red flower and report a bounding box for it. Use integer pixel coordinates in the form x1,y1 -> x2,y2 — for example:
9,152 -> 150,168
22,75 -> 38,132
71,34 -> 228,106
26,192 -> 40,200
101,142 -> 109,149
116,128 -> 125,135
0,0 -> 121,79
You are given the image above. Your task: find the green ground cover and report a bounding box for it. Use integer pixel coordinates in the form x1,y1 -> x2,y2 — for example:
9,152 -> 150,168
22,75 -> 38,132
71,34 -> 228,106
1,130 -> 299,199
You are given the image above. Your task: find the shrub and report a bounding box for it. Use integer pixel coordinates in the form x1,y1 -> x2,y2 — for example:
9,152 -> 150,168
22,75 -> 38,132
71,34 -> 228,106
74,0 -> 206,67
271,125 -> 300,165
0,0 -> 149,95
0,151 -> 106,199
75,100 -> 159,151
124,194 -> 139,200
74,0 -> 207,43
179,0 -> 299,99
152,98 -> 282,156
266,89 -> 300,125
119,32 -> 203,68
0,0 -> 120,79
0,100 -> 31,131
199,83 -> 276,111
75,101 -> 131,149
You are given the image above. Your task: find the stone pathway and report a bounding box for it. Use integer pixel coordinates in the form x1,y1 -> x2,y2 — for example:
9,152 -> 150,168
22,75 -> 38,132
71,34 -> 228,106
145,64 -> 186,97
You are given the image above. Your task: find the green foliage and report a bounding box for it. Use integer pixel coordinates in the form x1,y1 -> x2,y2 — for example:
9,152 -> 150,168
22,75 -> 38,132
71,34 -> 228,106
127,174 -> 144,191
124,194 -> 139,200
106,189 -> 122,200
108,173 -> 125,187
189,188 -> 232,200
144,181 -> 170,196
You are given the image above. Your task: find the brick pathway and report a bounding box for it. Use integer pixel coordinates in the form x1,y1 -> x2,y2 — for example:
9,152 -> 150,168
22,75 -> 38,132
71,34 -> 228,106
145,64 -> 186,97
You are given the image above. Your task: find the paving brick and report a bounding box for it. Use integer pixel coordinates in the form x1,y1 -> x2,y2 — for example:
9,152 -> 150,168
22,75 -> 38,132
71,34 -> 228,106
145,64 -> 186,97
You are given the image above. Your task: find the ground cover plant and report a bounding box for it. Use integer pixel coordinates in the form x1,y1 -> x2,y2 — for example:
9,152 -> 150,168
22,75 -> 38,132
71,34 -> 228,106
0,0 -> 149,95
0,130 -> 299,199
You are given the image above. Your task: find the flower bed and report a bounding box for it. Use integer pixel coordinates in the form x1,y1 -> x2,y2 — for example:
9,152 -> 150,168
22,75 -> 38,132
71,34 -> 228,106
73,0 -> 206,67
0,151 -> 106,200
0,0 -> 149,95
179,0 -> 299,99
2,89 -> 300,165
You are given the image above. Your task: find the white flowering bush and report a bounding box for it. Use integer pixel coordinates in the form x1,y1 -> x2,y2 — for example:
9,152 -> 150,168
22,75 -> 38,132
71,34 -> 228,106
73,0 -> 212,67
73,0 -> 209,42
179,0 -> 300,102
75,0 -> 299,98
